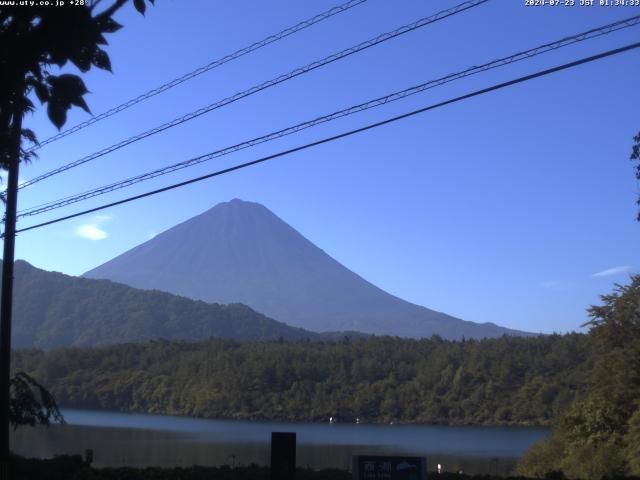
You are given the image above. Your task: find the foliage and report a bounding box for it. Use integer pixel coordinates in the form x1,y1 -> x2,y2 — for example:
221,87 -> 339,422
9,372 -> 63,429
631,131 -> 640,221
8,455 -> 352,480
13,333 -> 591,426
12,455 -> 640,480
9,453 -> 88,480
517,276 -> 640,479
7,260 -> 324,349
627,406 -> 640,476
0,0 -> 155,160
0,0 -> 154,433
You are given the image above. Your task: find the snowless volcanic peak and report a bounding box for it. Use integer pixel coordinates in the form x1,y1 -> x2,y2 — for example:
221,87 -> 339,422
85,199 -> 533,339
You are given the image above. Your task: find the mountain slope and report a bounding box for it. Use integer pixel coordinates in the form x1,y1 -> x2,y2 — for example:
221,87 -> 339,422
85,199 -> 533,339
6,260 -> 323,349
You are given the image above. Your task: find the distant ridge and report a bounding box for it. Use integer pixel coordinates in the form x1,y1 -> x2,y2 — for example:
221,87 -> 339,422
5,260 -> 327,349
85,199 -> 534,339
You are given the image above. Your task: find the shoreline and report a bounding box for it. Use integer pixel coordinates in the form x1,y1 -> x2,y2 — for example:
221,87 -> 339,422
56,406 -> 553,429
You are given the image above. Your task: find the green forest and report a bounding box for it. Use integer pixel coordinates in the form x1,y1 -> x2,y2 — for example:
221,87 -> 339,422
8,278 -> 640,480
516,276 -> 640,479
7,260 -> 328,349
13,332 -> 590,426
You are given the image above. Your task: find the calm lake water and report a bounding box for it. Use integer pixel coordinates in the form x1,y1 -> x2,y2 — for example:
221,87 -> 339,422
11,409 -> 549,475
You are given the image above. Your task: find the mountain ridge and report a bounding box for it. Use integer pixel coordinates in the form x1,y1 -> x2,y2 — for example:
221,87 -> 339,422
4,259 -> 338,349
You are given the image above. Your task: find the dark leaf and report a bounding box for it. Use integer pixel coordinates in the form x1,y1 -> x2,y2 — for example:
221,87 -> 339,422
48,74 -> 89,96
95,33 -> 109,46
20,149 -> 38,165
47,74 -> 92,122
69,46 -> 93,72
133,0 -> 146,15
21,129 -> 39,146
97,17 -> 122,33
22,97 -> 35,113
92,48 -> 112,72
47,50 -> 68,68
70,95 -> 91,114
33,82 -> 50,104
47,101 -> 67,130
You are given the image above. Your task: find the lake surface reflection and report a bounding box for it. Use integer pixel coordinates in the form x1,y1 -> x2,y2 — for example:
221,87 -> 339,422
11,410 -> 549,475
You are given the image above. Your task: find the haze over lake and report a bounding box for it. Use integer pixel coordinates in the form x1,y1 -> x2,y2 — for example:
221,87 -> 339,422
11,410 -> 549,475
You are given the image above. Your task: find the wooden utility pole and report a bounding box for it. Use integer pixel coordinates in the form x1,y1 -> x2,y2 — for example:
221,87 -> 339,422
0,101 -> 23,465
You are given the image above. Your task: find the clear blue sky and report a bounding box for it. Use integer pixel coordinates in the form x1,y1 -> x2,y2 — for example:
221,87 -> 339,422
9,0 -> 640,334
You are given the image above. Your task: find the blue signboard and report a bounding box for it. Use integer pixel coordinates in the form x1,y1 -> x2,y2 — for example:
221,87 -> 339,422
352,455 -> 427,480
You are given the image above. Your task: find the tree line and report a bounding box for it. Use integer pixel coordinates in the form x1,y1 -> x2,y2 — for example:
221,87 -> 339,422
7,260 -> 325,350
517,275 -> 640,479
13,333 -> 590,426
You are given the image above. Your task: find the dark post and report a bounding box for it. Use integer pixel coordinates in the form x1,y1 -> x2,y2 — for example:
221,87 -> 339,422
270,432 -> 296,480
0,107 -> 23,467
84,449 -> 94,465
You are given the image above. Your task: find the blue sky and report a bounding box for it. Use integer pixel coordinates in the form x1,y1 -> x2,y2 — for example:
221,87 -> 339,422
8,0 -> 640,334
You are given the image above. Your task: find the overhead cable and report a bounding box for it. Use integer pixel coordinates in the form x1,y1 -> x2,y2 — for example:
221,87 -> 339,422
28,0 -> 371,152
19,0 -> 490,189
13,41 -> 640,235
17,14 -> 640,218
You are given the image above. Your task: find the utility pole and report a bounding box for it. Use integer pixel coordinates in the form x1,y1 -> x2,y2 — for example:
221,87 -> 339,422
0,98 -> 23,467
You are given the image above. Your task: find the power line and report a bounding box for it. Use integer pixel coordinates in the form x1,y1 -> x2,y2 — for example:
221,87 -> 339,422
14,41 -> 640,235
17,14 -> 640,219
19,0 -> 489,189
27,0 -> 370,153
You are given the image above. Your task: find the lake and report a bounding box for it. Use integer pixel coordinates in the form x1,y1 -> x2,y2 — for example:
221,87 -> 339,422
11,409 -> 549,475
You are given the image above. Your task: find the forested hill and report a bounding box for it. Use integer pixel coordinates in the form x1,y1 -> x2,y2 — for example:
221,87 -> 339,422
6,260 -> 326,349
14,334 -> 591,426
